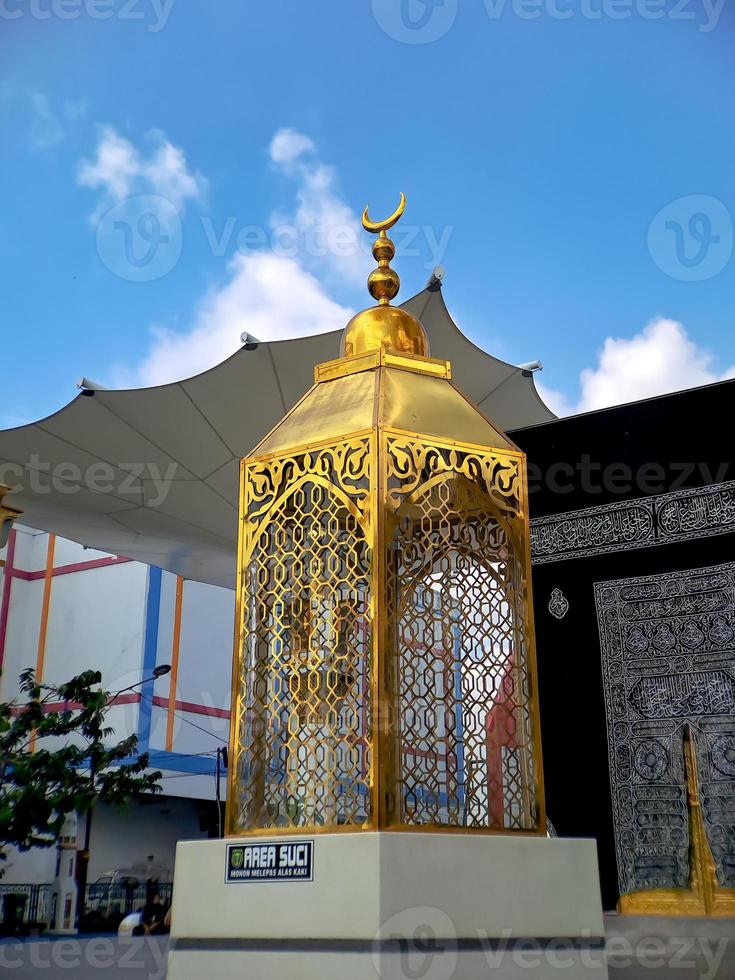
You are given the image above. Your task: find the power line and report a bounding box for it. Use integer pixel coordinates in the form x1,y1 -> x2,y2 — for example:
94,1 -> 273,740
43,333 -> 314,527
157,770 -> 226,780
136,690 -> 228,745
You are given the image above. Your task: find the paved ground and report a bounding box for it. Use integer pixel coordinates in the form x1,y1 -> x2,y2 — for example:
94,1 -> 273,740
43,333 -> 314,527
604,915 -> 734,980
0,936 -> 169,978
0,919 -> 732,977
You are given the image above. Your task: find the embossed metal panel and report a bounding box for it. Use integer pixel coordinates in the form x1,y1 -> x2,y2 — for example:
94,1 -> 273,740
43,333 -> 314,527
595,564 -> 735,896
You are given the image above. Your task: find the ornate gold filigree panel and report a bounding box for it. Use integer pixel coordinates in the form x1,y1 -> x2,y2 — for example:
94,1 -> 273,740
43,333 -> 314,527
384,437 -> 522,515
382,434 -> 541,831
228,437 -> 373,834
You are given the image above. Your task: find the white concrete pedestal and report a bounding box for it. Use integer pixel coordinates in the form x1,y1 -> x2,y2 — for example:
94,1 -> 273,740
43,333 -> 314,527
167,832 -> 608,979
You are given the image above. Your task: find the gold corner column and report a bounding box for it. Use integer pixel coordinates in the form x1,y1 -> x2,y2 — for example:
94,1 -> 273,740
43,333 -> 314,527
226,197 -> 545,839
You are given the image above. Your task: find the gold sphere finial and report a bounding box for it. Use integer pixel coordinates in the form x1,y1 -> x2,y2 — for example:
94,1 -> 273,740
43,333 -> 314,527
340,193 -> 429,359
362,193 -> 405,305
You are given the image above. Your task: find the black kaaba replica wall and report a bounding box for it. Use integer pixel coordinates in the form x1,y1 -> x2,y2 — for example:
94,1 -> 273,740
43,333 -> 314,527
511,379 -> 735,911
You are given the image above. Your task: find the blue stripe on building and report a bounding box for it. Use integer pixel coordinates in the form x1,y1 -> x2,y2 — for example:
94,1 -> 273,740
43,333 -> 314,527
138,565 -> 162,754
145,750 -> 218,776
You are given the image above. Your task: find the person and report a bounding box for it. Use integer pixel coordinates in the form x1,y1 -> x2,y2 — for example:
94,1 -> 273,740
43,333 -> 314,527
141,891 -> 166,935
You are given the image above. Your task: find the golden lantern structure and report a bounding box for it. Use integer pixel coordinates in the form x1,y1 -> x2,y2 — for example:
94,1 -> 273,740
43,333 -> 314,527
226,195 -> 545,837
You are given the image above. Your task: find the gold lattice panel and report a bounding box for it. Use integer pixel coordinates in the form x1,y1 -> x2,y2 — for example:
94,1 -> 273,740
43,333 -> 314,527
229,438 -> 373,833
383,434 -> 540,831
227,425 -> 544,836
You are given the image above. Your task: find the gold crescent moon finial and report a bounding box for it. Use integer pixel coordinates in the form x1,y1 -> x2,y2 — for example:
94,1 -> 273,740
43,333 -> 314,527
362,192 -> 406,234
339,190 -> 429,358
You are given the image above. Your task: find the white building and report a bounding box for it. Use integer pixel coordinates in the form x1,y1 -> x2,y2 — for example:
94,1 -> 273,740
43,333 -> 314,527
0,524 -> 234,930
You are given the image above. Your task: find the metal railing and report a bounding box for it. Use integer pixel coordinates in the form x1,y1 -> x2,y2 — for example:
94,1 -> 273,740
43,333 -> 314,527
0,884 -> 52,933
81,880 -> 173,931
0,880 -> 175,934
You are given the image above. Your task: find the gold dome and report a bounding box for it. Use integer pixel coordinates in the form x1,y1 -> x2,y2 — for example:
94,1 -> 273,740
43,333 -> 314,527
339,193 -> 430,360
341,304 -> 428,358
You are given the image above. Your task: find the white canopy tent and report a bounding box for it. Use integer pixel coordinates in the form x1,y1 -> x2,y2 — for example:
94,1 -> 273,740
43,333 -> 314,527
0,285 -> 553,589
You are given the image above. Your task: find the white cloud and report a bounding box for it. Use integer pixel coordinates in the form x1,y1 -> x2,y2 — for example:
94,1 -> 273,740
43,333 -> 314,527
27,93 -> 87,150
269,128 -> 315,165
268,127 -> 367,286
534,381 -> 574,418
121,128 -> 361,388
29,93 -> 63,150
143,138 -> 204,208
538,317 -> 735,417
131,252 -> 352,387
78,127 -> 140,201
77,126 -> 206,218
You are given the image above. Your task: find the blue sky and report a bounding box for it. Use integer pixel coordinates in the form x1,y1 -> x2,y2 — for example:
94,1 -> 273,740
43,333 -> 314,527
1,0 -> 734,427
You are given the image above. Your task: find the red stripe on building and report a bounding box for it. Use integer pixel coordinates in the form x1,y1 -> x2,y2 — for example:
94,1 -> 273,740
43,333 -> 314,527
152,694 -> 230,720
11,691 -> 141,715
10,555 -> 132,582
51,555 -> 132,577
11,690 -> 228,721
6,556 -> 133,582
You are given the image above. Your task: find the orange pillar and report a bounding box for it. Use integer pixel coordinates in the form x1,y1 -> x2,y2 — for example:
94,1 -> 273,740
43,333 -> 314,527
165,576 -> 185,751
35,534 -> 57,681
30,534 -> 56,751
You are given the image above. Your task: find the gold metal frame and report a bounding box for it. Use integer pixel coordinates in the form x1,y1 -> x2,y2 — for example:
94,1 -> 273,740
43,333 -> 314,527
226,387 -> 546,837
